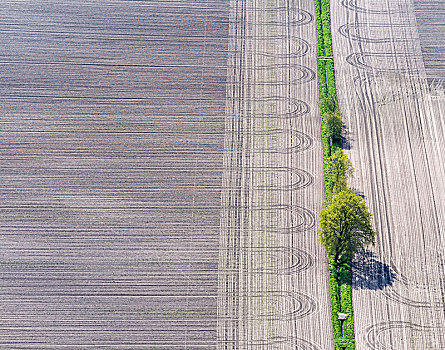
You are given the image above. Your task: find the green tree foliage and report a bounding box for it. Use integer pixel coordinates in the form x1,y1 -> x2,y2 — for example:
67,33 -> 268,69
324,111 -> 342,148
321,0 -> 333,56
326,149 -> 354,194
319,190 -> 375,265
320,94 -> 337,114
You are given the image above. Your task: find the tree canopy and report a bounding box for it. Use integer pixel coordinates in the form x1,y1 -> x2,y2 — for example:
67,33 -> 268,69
320,95 -> 337,114
319,190 -> 375,265
326,149 -> 354,194
323,112 -> 342,148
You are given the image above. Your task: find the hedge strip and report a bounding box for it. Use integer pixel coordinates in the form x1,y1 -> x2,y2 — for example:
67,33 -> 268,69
321,0 -> 333,57
314,0 -> 325,56
315,0 -> 356,348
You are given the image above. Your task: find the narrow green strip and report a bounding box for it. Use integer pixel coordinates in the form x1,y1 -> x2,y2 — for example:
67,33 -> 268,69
321,0 -> 333,57
326,60 -> 337,98
314,0 -> 356,349
314,0 -> 325,56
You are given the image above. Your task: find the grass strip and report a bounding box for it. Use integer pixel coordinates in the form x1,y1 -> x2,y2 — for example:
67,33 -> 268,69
315,0 -> 356,348
314,0 -> 325,56
321,0 -> 333,57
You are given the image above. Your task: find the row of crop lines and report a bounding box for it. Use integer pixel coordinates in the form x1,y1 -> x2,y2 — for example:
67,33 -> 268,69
315,0 -> 356,349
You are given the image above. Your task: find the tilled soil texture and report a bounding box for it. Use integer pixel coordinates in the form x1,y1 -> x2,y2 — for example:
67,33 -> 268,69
1,0 -> 335,349
331,0 -> 445,348
0,1 -> 229,348
217,0 -> 333,348
413,0 -> 445,82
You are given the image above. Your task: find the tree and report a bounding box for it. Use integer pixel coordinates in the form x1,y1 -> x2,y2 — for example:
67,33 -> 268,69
319,190 -> 375,266
324,112 -> 342,150
320,94 -> 337,114
326,149 -> 354,194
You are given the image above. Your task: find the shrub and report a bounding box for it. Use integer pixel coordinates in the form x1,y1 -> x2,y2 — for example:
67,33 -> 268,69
320,95 -> 337,114
326,60 -> 337,97
321,0 -> 333,56
315,0 -> 325,56
340,263 -> 355,339
318,61 -> 328,97
329,262 -> 342,338
323,112 -> 343,151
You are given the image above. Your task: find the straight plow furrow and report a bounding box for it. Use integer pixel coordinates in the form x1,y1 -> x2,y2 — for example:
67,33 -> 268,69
0,0 -> 334,348
0,1 -> 230,348
217,0 -> 333,348
331,0 -> 445,348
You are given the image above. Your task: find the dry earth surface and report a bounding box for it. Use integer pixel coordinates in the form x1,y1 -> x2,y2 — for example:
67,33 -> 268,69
218,0 -> 333,348
0,0 -> 333,349
331,0 -> 445,349
1,1 -> 229,348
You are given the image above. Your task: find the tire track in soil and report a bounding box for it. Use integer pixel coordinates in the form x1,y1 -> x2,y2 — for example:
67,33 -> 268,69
364,322 -> 445,350
218,0 -> 333,348
332,0 -> 445,348
340,0 -> 399,14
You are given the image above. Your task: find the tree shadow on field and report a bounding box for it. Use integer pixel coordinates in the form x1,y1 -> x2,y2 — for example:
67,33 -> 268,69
351,251 -> 396,290
341,135 -> 351,150
341,125 -> 352,150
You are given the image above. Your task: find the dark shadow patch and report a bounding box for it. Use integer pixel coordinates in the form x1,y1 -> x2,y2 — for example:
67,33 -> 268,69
351,251 -> 396,290
341,135 -> 351,150
341,124 -> 352,150
352,189 -> 366,200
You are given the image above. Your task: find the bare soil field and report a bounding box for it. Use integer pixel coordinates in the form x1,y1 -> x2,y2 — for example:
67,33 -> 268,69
218,0 -> 333,348
0,1 -> 229,348
1,0 -> 334,349
413,0 -> 445,81
331,0 -> 445,348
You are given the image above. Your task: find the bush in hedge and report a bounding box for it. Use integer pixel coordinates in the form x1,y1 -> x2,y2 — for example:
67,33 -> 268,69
318,61 -> 328,97
323,112 -> 342,151
315,0 -> 325,56
329,262 -> 342,338
326,60 -> 337,97
325,149 -> 354,194
339,263 -> 355,339
320,94 -> 337,114
335,342 -> 355,350
321,0 -> 333,56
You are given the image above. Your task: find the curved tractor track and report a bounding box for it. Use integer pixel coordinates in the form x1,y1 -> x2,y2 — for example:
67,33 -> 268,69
0,0 -> 333,348
217,0 -> 333,348
332,0 -> 445,348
